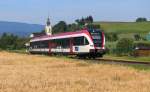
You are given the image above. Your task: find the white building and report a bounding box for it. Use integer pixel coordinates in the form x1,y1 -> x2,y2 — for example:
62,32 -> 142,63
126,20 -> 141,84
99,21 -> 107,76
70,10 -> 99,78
30,17 -> 52,38
45,17 -> 52,35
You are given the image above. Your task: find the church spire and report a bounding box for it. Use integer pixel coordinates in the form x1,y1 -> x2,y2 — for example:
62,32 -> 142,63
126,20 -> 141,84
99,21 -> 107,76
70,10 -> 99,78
45,17 -> 52,35
47,17 -> 51,26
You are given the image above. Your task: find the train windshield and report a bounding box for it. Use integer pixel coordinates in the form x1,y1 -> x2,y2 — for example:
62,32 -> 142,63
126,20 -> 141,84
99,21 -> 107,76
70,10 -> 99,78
88,29 -> 102,47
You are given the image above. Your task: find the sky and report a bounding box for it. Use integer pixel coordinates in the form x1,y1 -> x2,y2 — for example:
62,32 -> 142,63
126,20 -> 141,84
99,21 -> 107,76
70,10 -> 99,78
0,0 -> 149,25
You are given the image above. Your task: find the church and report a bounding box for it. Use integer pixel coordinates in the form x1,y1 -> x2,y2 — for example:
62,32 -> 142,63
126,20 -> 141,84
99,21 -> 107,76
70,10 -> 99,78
30,17 -> 52,38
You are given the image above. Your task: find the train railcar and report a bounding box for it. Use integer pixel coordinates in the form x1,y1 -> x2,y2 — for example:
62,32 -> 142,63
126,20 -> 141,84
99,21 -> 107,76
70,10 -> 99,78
28,29 -> 106,58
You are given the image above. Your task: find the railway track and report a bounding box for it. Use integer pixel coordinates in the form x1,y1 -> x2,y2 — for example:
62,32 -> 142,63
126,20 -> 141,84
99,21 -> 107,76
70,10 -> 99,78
72,57 -> 150,66
96,58 -> 150,66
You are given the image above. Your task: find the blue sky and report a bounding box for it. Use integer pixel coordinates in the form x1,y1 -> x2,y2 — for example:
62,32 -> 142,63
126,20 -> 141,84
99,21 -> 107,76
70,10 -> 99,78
0,0 -> 149,25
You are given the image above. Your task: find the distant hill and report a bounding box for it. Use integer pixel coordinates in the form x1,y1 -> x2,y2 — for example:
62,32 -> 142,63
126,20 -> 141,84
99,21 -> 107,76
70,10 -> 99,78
0,21 -> 44,37
94,21 -> 150,34
1,21 -> 150,38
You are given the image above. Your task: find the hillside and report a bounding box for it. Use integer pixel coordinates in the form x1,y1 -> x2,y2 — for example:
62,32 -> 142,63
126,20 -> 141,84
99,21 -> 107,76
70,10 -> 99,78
1,21 -> 150,37
0,21 -> 44,37
95,21 -> 150,34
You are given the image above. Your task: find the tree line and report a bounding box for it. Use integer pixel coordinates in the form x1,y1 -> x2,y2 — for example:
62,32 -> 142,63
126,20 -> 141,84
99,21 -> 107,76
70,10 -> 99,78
52,17 -> 149,34
0,33 -> 29,50
136,17 -> 148,22
52,16 -> 95,34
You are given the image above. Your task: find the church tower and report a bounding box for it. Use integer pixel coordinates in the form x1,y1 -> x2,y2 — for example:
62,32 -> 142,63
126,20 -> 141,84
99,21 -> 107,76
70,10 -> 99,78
45,17 -> 52,35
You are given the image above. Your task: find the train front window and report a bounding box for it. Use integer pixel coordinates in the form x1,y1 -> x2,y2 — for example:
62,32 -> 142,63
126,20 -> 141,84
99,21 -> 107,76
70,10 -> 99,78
88,29 -> 102,47
73,36 -> 89,46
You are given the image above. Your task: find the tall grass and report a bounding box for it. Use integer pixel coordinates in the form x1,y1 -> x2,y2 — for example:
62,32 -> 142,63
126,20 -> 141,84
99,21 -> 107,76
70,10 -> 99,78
0,51 -> 150,92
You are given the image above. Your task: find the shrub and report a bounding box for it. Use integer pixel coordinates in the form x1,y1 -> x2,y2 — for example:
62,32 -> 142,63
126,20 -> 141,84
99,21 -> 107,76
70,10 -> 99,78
134,41 -> 150,48
136,17 -> 147,22
134,34 -> 141,41
105,42 -> 117,54
0,33 -> 29,50
116,38 -> 134,56
105,33 -> 118,42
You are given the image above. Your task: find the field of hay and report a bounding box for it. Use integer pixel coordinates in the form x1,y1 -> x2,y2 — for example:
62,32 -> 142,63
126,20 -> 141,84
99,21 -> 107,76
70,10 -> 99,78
0,51 -> 150,92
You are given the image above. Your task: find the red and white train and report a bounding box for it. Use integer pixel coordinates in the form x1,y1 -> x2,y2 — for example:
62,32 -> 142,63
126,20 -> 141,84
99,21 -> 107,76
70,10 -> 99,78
28,29 -> 106,58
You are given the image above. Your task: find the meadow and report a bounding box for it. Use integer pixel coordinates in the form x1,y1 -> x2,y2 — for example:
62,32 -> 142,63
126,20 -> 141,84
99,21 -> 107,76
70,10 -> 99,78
95,21 -> 150,58
96,21 -> 150,33
94,21 -> 150,39
0,51 -> 150,92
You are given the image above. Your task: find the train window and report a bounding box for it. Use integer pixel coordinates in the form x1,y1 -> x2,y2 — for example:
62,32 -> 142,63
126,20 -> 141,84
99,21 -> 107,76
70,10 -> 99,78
84,37 -> 89,45
42,40 -> 49,48
30,42 -> 37,49
61,38 -> 70,48
88,29 -> 102,47
30,40 -> 49,49
73,36 -> 89,46
51,38 -> 70,49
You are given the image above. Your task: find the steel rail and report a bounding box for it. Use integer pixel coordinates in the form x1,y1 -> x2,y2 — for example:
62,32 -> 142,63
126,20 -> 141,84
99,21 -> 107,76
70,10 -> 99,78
96,58 -> 150,66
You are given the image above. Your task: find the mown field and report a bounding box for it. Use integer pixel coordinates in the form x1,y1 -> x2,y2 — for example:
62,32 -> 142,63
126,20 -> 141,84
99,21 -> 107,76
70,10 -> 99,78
0,51 -> 150,92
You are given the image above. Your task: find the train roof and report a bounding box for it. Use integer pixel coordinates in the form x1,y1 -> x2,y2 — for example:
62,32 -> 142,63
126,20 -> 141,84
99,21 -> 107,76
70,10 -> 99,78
30,29 -> 90,42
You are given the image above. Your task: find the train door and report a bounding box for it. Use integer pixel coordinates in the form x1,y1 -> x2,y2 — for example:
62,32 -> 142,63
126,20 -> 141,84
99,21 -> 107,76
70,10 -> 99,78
49,41 -> 51,55
70,38 -> 73,54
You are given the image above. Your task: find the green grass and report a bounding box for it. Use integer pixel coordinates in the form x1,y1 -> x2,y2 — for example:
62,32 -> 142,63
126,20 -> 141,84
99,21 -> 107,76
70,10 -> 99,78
104,55 -> 150,62
95,21 -> 150,34
126,64 -> 150,71
104,55 -> 150,71
6,49 -> 27,54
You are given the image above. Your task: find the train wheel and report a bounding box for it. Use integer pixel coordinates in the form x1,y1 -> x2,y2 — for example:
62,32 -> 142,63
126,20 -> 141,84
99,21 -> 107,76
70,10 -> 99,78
88,56 -> 92,59
99,54 -> 103,58
77,55 -> 86,59
92,56 -> 96,59
88,55 -> 96,59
